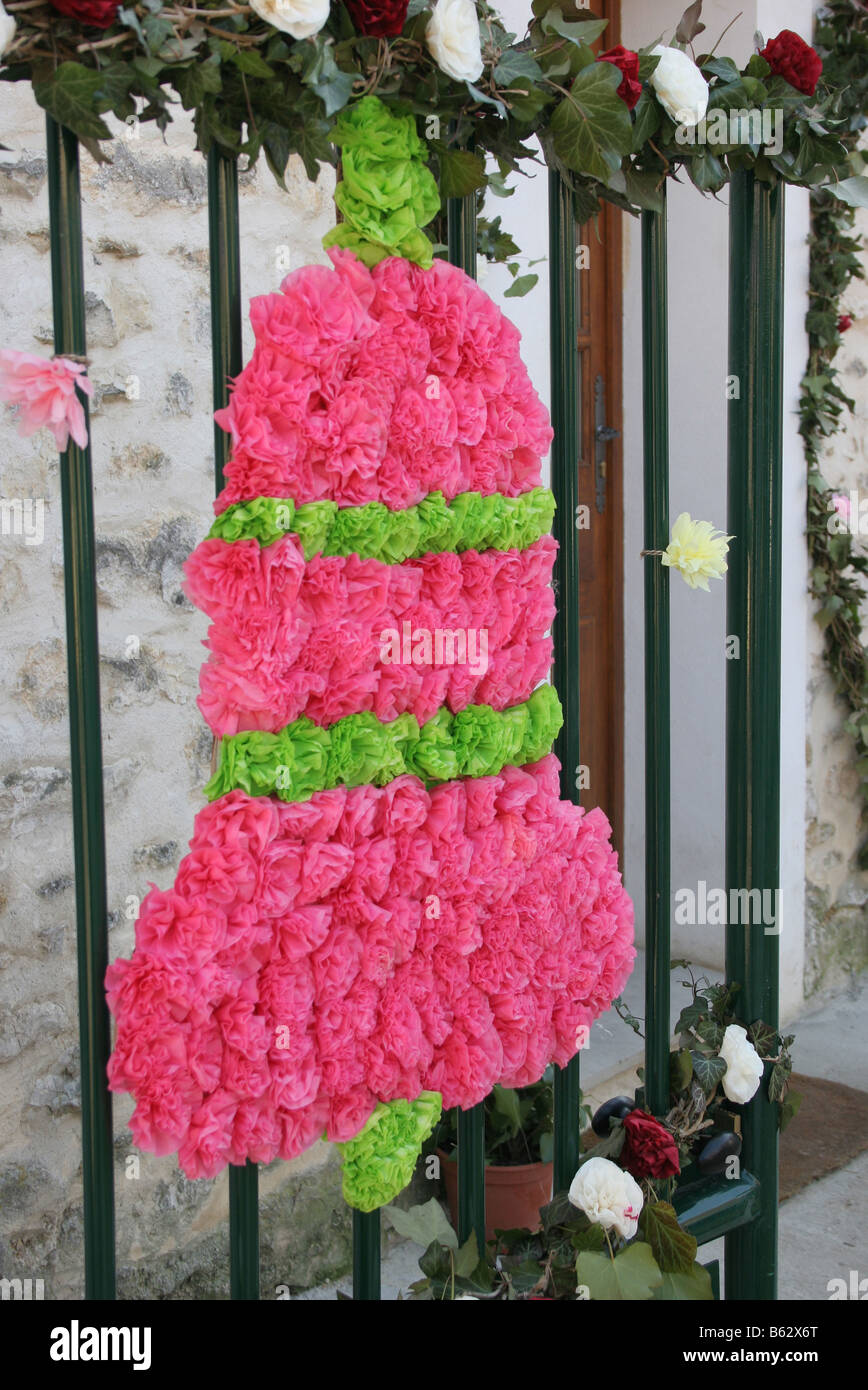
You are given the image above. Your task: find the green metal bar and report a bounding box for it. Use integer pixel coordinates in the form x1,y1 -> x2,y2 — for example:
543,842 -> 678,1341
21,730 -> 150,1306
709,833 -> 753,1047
207,145 -> 260,1299
724,170 -> 784,1302
674,1171 -> 761,1246
208,146 -> 243,495
353,1210 -> 381,1300
548,169 -> 583,1193
447,185 -> 486,1248
641,194 -> 672,1120
46,116 -> 117,1302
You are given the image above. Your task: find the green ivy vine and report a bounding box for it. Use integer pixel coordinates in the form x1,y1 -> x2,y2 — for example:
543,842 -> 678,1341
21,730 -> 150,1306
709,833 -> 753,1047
802,1 -> 868,865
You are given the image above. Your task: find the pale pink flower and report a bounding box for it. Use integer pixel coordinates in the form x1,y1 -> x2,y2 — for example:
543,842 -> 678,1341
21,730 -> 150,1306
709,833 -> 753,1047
0,349 -> 93,452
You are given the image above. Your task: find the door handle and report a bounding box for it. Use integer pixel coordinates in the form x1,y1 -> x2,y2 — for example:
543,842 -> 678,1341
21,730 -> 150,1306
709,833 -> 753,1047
593,374 -> 619,514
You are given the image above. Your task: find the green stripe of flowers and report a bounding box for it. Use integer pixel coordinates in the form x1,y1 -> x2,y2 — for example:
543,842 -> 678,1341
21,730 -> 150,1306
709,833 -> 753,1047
208,486 -> 556,563
204,685 -> 563,806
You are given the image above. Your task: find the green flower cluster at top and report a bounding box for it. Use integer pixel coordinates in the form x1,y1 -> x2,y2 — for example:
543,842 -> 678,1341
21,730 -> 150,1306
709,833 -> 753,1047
208,487 -> 556,562
337,1092 -> 443,1213
205,685 -> 564,806
322,95 -> 440,269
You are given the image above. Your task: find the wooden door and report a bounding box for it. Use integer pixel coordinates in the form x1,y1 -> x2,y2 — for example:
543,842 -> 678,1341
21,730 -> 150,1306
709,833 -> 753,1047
576,202 -> 624,851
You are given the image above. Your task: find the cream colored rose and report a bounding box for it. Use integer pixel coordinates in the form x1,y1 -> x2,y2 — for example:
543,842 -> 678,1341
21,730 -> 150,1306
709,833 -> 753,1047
0,1 -> 16,57
249,0 -> 330,42
650,44 -> 709,127
568,1156 -> 644,1241
719,1023 -> 764,1104
426,0 -> 484,84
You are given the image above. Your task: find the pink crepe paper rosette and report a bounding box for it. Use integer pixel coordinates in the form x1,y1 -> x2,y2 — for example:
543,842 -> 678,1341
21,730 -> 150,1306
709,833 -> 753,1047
0,349 -> 93,453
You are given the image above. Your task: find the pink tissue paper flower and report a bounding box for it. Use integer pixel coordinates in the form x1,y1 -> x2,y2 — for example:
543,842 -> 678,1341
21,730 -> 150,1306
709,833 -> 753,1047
0,349 -> 93,452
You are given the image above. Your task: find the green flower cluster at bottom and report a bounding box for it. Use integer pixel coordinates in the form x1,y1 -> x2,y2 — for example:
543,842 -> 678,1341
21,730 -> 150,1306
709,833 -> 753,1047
338,1092 -> 443,1213
205,685 -> 563,806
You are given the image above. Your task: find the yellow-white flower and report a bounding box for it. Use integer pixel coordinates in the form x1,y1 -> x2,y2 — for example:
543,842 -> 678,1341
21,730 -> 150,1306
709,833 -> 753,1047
662,512 -> 732,591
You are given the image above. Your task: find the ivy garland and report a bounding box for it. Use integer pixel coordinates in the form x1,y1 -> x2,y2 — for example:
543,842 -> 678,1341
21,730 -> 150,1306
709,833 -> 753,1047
0,0 -> 862,234
802,1 -> 868,866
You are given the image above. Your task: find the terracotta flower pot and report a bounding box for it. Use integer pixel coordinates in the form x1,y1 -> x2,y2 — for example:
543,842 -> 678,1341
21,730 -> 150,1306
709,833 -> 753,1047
438,1148 -> 554,1242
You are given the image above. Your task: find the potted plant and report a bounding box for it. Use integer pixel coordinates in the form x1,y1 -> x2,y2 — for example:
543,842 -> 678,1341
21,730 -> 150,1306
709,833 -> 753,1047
434,1069 -> 583,1239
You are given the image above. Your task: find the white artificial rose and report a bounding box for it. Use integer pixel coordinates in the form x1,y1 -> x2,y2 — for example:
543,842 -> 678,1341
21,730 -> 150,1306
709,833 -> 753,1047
718,1023 -> 764,1104
426,0 -> 484,84
568,1156 -> 644,1241
249,0 -> 330,41
650,44 -> 709,128
0,2 -> 16,57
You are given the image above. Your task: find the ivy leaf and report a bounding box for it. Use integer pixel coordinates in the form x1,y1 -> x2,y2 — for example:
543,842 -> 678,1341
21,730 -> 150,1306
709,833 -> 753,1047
493,49 -> 543,85
691,1050 -> 727,1094
687,149 -> 727,192
654,1262 -> 714,1300
466,83 -> 507,119
639,1201 -> 697,1275
453,1231 -> 479,1278
576,1242 -> 663,1301
301,40 -> 355,117
504,273 -> 539,297
507,79 -> 553,127
438,148 -> 487,200
631,89 -> 660,152
675,1000 -> 709,1035
540,10 -> 609,46
550,62 -> 633,184
32,63 -> 113,145
829,175 -> 868,208
779,1089 -> 803,1132
675,1 -> 706,45
669,1047 -> 694,1094
232,50 -> 277,79
768,1057 -> 792,1104
747,1020 -> 779,1058
702,56 -> 742,85
385,1199 -> 458,1250
175,56 -> 223,110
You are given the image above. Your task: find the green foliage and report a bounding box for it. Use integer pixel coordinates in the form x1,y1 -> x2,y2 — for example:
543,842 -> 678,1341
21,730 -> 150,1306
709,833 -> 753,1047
406,1186 -> 712,1299
434,1072 -> 562,1165
0,0 -> 855,225
801,3 -> 868,865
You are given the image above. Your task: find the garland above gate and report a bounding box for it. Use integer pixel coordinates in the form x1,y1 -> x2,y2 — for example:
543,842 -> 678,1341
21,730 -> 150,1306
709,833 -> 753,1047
1,0 -> 865,236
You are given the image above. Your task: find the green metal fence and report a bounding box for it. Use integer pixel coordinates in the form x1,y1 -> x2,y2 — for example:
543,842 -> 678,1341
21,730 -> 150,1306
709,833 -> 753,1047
45,117 -> 783,1302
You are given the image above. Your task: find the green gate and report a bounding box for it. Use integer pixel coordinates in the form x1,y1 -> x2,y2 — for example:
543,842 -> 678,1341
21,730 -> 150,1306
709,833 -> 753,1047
47,116 -> 782,1302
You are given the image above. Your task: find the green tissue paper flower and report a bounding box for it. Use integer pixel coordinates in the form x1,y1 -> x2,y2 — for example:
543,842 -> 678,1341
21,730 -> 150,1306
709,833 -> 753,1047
322,95 -> 439,269
209,487 -> 556,563
205,685 -> 564,806
338,1091 -> 443,1213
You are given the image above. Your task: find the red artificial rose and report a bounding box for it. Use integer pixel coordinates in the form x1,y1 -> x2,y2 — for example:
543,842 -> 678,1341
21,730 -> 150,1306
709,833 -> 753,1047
760,30 -> 822,97
620,1109 -> 680,1179
599,45 -> 642,111
345,0 -> 409,37
838,314 -> 853,333
49,0 -> 120,26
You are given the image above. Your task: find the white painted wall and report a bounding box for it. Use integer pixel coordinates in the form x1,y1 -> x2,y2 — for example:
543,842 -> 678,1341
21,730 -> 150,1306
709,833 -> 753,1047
488,1 -> 812,1020
621,0 -> 811,1020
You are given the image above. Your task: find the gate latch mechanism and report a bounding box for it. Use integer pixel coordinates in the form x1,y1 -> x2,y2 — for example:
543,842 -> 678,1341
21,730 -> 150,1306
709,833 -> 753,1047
594,373 -> 620,514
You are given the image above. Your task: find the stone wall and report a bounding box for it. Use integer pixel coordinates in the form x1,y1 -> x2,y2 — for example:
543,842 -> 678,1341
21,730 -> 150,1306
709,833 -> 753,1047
805,194 -> 868,1002
0,80 -> 363,1299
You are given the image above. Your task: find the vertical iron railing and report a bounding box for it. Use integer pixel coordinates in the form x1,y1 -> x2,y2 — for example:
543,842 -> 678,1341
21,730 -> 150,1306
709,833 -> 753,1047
446,188 -> 487,1253
548,169 -> 583,1192
46,116 -> 117,1302
207,146 -> 261,1301
40,115 -> 786,1303
724,170 -> 783,1301
641,193 -> 672,1119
